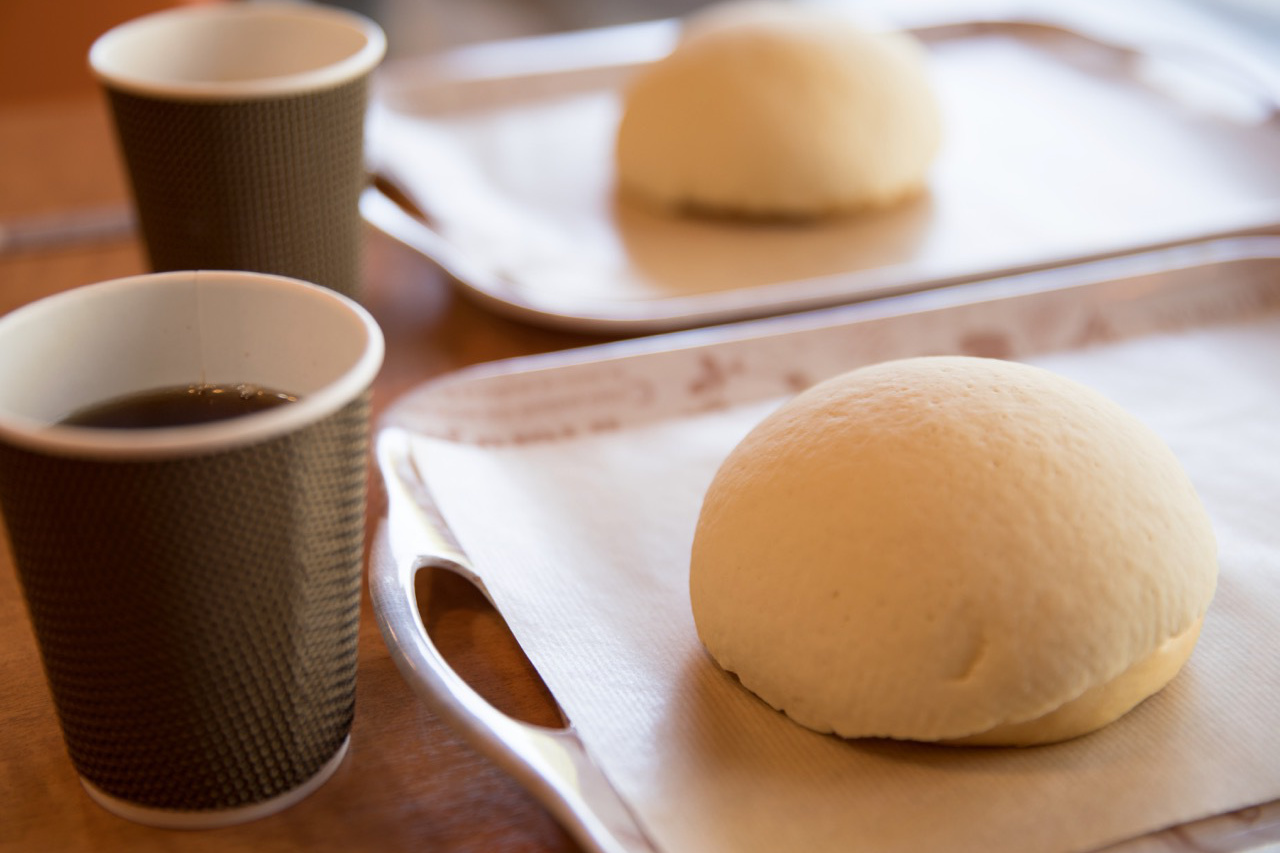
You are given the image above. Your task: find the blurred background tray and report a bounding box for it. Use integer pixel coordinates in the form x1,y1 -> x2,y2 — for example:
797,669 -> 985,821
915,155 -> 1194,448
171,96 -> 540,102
363,10 -> 1280,333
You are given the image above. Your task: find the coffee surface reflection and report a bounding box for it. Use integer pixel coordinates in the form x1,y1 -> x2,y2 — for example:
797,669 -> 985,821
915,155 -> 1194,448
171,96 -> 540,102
62,384 -> 298,429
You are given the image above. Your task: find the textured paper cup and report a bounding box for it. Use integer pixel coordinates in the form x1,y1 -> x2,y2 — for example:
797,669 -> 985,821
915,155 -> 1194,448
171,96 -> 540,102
0,271 -> 384,828
89,5 -> 386,301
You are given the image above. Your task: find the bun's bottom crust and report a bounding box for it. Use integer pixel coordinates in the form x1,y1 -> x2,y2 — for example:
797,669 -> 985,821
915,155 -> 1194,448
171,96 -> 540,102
943,616 -> 1205,747
618,178 -> 931,223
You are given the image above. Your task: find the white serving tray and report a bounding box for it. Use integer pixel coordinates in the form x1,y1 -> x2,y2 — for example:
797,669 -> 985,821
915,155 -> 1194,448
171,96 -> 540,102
364,13 -> 1280,332
372,236 -> 1280,853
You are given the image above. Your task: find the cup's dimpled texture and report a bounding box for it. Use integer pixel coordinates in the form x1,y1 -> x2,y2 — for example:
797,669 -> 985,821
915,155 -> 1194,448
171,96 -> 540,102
0,394 -> 370,811
106,78 -> 368,300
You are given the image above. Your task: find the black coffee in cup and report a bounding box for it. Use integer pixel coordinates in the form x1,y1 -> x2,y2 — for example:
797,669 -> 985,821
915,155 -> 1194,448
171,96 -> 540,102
62,384 -> 297,429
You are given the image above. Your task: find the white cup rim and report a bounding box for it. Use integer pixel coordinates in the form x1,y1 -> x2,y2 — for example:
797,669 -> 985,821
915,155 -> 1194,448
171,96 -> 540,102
89,3 -> 387,101
0,271 -> 385,460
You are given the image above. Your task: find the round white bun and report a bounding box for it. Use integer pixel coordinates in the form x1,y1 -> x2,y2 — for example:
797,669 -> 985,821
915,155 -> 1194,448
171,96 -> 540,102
614,2 -> 942,218
690,356 -> 1218,746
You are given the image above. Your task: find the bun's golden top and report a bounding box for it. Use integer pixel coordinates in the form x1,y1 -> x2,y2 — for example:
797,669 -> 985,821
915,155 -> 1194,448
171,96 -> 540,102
690,356 -> 1218,745
614,2 -> 942,218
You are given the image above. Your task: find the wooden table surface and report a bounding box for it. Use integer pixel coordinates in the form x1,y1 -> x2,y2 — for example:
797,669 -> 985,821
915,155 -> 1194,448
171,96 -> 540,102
0,48 -> 611,852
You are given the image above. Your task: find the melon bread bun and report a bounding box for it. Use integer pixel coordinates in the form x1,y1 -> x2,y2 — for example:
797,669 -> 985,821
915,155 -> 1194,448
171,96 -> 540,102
689,356 -> 1218,746
613,1 -> 942,219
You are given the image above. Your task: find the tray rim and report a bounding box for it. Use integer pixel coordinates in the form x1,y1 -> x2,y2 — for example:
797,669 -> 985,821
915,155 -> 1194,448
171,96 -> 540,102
382,233 -> 1280,430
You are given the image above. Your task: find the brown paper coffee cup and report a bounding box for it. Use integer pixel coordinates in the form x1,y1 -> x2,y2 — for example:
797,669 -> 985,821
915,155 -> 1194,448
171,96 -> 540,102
90,5 -> 386,302
0,271 -> 384,827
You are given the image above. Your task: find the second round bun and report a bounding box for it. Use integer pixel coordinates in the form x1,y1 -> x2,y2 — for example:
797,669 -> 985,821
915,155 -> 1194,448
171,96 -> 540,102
614,2 -> 942,218
690,356 -> 1218,745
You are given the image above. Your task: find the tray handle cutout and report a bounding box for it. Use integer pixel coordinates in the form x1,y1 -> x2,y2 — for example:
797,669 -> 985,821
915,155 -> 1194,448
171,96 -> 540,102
371,427 -> 661,853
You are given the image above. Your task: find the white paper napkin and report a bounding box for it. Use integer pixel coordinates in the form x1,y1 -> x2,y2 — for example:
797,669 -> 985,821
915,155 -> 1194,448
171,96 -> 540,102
409,315 -> 1280,853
